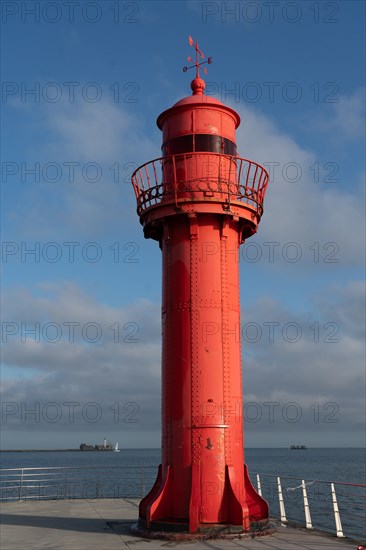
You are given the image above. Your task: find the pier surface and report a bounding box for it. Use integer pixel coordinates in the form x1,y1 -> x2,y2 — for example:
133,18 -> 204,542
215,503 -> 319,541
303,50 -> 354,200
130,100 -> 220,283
0,498 -> 358,549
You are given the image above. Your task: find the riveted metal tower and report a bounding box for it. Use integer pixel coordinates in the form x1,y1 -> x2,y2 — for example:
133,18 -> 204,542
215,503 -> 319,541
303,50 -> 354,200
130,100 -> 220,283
131,38 -> 272,539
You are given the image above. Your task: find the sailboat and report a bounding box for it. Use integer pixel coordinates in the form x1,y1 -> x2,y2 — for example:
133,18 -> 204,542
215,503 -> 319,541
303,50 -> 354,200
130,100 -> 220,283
113,442 -> 120,453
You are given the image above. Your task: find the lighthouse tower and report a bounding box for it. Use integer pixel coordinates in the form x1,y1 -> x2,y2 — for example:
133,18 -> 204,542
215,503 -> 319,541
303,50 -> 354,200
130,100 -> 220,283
131,39 -> 271,538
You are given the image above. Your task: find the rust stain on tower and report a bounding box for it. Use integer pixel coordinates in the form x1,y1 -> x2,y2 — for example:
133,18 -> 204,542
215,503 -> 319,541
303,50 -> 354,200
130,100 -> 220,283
131,38 -> 272,539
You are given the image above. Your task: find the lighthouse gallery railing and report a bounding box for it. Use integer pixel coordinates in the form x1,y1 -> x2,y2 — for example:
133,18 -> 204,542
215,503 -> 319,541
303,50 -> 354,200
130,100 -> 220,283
131,152 -> 269,217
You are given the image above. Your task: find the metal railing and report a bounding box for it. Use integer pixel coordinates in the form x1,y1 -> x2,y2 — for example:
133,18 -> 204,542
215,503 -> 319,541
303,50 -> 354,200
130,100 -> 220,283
131,153 -> 269,217
0,466 -> 157,502
255,472 -> 366,541
1,466 -> 364,541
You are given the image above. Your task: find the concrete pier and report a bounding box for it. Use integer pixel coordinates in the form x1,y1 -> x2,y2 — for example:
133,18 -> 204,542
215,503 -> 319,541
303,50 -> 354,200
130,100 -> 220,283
0,498 -> 358,549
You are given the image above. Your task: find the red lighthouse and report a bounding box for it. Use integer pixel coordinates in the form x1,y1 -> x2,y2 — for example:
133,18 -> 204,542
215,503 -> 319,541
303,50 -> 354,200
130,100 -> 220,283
131,39 -> 271,538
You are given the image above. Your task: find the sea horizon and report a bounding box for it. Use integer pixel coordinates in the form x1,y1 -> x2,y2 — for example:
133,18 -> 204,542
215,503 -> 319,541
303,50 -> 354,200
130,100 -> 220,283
1,445 -> 364,452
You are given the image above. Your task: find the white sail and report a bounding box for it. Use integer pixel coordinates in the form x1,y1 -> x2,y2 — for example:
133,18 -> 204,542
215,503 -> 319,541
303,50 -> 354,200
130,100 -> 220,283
113,442 -> 120,452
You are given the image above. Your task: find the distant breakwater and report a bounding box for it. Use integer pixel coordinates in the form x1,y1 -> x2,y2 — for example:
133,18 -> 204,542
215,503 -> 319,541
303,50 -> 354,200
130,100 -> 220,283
1,449 -> 93,452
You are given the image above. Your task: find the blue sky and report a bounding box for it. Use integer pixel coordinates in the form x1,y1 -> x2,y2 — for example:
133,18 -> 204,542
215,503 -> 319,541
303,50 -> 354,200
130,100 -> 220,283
1,0 -> 365,449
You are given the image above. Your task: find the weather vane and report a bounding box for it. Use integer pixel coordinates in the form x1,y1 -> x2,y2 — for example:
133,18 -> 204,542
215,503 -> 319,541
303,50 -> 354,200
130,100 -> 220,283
183,36 -> 212,78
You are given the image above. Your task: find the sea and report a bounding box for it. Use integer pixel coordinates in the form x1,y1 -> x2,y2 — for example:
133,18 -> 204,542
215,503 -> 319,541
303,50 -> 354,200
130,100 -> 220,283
1,447 -> 365,541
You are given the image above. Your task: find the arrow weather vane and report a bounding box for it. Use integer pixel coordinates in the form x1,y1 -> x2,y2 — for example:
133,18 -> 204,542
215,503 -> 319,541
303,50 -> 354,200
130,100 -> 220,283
183,36 -> 212,78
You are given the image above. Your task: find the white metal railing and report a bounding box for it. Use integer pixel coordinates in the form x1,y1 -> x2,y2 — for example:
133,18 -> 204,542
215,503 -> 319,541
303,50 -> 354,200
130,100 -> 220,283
0,466 -> 364,540
302,478 -> 313,529
277,476 -> 287,524
0,466 -> 157,502
256,472 -> 365,540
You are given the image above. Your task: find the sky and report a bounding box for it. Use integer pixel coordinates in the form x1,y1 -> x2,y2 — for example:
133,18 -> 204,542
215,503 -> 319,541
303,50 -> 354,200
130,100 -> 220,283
1,0 -> 365,450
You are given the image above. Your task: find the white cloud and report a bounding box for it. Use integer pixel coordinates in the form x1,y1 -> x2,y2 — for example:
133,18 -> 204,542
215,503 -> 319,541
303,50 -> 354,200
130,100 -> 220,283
1,279 -> 364,446
312,87 -> 365,140
241,281 -> 365,442
49,100 -> 154,163
6,98 -> 159,239
1,282 -> 162,448
235,103 -> 365,266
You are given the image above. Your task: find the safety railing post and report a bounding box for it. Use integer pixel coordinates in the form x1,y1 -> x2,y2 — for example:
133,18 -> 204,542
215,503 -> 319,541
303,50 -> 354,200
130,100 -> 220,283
257,474 -> 262,497
331,483 -> 345,537
301,480 -> 313,529
277,476 -> 287,525
18,468 -> 24,501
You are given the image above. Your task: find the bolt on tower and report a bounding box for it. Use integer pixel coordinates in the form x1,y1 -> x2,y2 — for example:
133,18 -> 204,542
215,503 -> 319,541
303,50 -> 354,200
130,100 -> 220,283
131,38 -> 272,538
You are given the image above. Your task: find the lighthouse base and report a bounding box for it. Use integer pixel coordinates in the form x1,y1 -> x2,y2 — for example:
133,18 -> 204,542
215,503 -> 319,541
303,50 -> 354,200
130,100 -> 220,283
131,519 -> 276,541
133,463 -> 273,540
